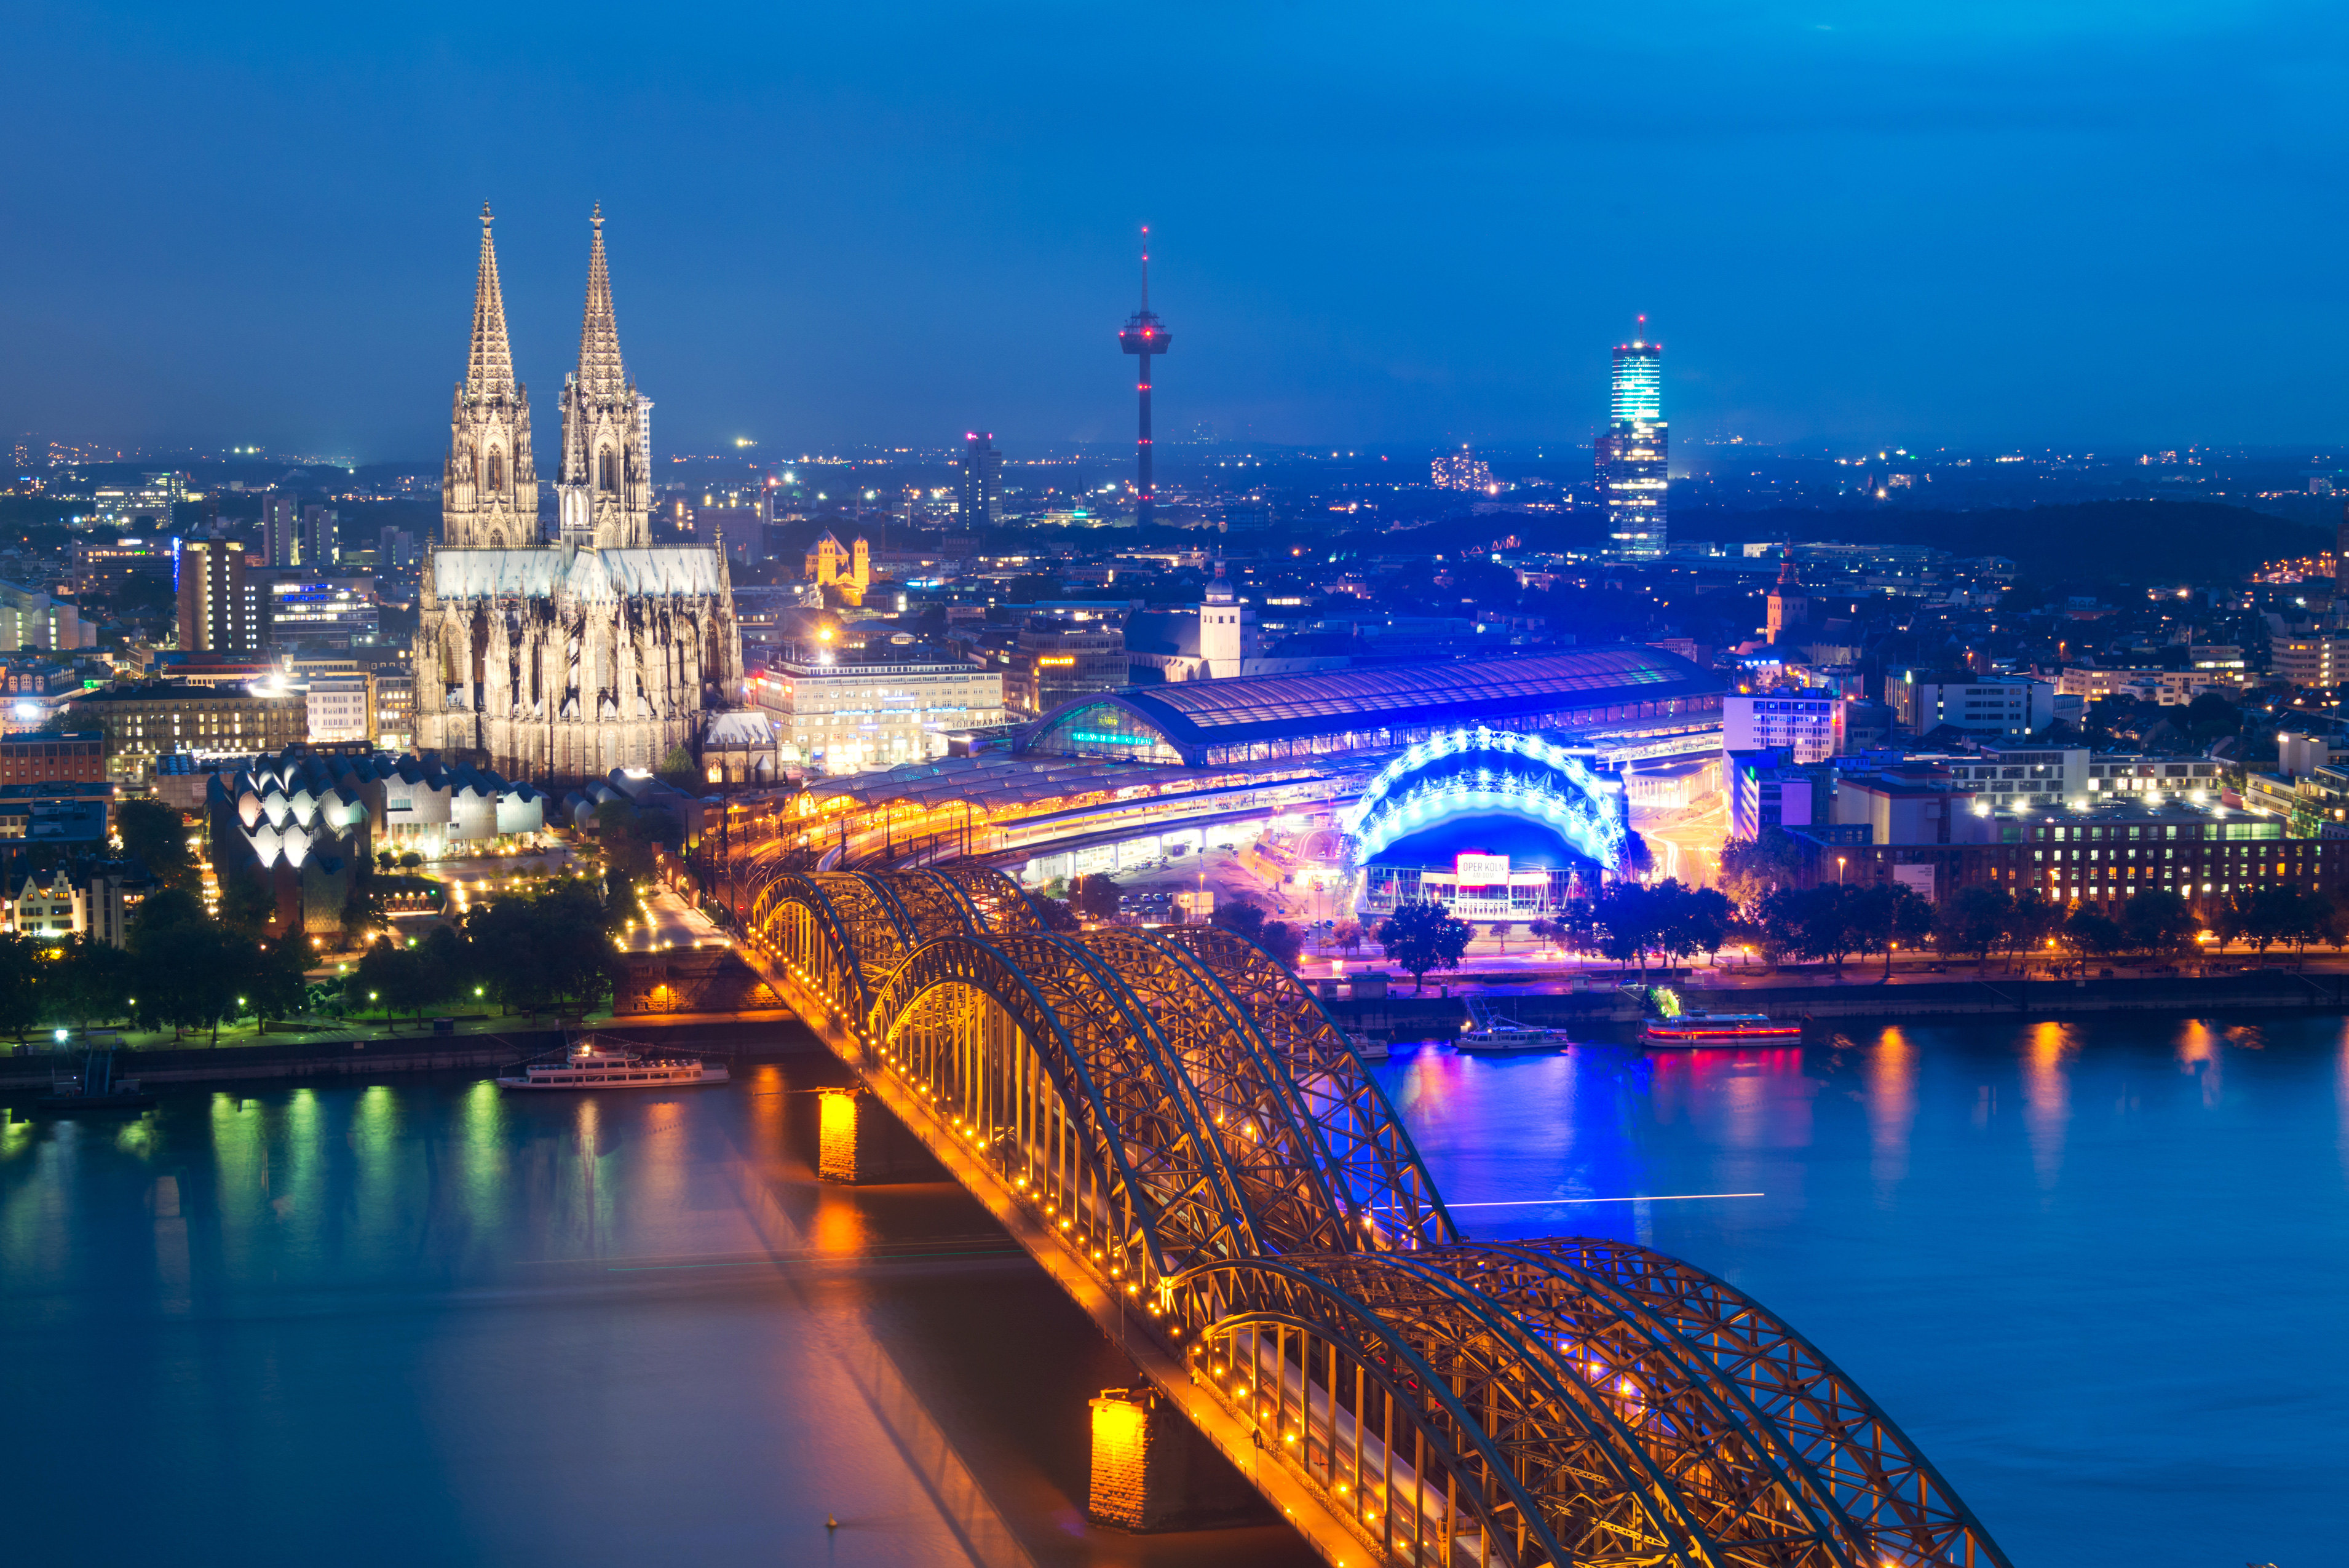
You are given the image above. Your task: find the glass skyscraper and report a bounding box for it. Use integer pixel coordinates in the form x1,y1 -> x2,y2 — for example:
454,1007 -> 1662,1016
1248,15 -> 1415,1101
1601,325 -> 1667,557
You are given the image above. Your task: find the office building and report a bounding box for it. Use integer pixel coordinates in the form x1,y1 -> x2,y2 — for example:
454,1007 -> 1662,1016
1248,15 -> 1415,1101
691,504 -> 763,563
1431,446 -> 1495,492
261,574 -> 381,648
2271,635 -> 2349,690
72,536 -> 169,596
1730,754 -> 1831,840
1888,673 -> 2054,738
300,505 -> 338,568
261,493 -> 301,566
1723,693 -> 1844,764
959,432 -> 1004,529
747,657 -> 1005,773
0,733 -> 105,786
1016,618 -> 1128,714
176,538 -> 261,652
76,681 -> 307,782
1599,322 -> 1667,558
305,673 -> 373,743
0,581 -> 92,652
373,671 -> 416,750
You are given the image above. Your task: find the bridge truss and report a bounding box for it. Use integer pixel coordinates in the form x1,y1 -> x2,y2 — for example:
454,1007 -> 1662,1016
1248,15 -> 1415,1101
730,861 -> 2008,1568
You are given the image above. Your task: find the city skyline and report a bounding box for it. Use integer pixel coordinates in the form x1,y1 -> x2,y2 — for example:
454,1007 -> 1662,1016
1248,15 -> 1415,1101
10,6 -> 2349,459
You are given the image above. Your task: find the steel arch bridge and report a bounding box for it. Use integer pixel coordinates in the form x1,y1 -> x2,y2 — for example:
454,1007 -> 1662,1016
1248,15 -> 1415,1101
726,859 -> 2008,1568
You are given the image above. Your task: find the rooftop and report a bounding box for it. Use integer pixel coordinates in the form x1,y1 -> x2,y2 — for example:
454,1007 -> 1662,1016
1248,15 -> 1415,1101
1049,646 -> 1721,754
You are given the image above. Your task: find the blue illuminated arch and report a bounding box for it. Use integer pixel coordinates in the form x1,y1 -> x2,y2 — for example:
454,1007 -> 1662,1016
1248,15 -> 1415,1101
1341,725 -> 1626,870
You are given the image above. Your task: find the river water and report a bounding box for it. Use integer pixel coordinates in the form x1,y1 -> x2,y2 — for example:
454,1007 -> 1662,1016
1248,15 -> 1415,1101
4,1016 -> 2343,1567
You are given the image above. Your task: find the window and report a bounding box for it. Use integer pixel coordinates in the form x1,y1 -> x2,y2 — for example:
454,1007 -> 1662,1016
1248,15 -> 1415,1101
488,450 -> 504,491
598,448 -> 617,491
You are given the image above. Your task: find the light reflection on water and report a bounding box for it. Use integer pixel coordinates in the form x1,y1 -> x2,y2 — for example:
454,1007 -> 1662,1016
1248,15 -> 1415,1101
1372,1016 -> 2349,1568
0,1064 -> 1310,1568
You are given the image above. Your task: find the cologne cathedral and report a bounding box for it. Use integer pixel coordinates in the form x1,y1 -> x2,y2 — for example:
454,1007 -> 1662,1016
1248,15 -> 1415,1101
413,206 -> 742,782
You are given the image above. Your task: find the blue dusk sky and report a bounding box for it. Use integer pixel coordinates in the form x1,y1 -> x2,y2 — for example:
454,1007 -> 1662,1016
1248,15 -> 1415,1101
4,1 -> 2347,459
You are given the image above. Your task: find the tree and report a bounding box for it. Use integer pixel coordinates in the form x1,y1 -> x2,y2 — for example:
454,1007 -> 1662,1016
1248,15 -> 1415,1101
1069,873 -> 1122,923
1617,831 -> 1655,881
1852,884 -> 1936,976
2058,909 -> 2126,969
656,745 -> 701,790
45,936 -> 133,1034
116,798 -> 196,890
463,882 -> 624,1016
2181,691 -> 2243,748
1719,827 -> 1810,914
1754,885 -> 1866,973
216,868 -> 277,936
1211,899 -> 1271,941
1650,882 -> 1734,968
1489,921 -> 1510,956
2003,892 -> 2065,965
1026,892 -> 1080,933
1331,921 -> 1366,957
1255,919 -> 1305,970
2118,889 -> 2200,962
246,935 -> 312,1024
1932,885 -> 2013,972
1374,901 -> 1472,992
0,933 -> 43,1043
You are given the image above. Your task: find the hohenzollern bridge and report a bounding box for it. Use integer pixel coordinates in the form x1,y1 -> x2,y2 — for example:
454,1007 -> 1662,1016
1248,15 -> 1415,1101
715,855 -> 2010,1568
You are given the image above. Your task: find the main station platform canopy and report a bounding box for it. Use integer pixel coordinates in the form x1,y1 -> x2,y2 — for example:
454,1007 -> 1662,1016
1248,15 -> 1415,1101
1019,646 -> 1722,768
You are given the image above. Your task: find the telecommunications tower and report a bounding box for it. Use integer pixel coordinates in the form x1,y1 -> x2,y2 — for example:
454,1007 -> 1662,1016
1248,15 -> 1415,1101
1118,228 -> 1171,527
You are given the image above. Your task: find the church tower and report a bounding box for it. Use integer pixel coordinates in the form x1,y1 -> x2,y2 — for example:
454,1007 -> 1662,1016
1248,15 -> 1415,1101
441,205 -> 539,550
556,207 -> 652,550
1767,555 -> 1809,644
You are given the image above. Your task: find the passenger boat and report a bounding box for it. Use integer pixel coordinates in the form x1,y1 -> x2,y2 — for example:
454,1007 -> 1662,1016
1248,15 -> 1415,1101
1346,1031 -> 1390,1061
496,1036 -> 729,1090
1641,1011 -> 1803,1046
1456,999 -> 1575,1052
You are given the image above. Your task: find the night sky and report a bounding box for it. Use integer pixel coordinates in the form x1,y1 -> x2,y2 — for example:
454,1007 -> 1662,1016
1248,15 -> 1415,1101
6,2 -> 2347,459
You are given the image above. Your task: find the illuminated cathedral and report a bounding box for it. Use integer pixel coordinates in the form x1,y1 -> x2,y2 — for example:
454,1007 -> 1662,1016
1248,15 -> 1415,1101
413,205 -> 742,781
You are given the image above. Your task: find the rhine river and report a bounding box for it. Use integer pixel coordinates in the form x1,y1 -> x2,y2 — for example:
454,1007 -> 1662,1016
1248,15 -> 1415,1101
4,1016 -> 2344,1567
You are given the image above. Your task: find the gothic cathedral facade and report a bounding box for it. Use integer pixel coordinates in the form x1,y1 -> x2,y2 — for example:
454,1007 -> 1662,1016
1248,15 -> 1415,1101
414,207 -> 742,782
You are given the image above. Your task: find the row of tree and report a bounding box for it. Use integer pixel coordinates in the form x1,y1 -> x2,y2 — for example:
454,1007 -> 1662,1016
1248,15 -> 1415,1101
0,880 -> 632,1045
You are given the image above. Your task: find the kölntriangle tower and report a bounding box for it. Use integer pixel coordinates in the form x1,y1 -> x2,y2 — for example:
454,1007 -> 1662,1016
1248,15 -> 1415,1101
414,206 -> 743,783
1119,228 -> 1171,526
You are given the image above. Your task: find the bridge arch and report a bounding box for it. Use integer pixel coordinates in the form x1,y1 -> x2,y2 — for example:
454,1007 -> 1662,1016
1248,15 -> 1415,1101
1342,724 -> 1627,871
866,930 -> 1270,1286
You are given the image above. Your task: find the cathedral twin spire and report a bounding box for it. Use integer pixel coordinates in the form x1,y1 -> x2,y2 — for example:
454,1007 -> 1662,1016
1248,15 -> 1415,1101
574,204 -> 628,404
446,204 -> 648,552
467,203 -> 515,395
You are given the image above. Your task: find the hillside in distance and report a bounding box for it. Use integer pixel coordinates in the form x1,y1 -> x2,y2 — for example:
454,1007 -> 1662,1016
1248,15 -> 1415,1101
1689,500 -> 2325,587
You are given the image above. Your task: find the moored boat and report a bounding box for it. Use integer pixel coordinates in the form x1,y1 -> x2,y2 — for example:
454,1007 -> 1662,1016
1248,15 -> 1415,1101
1642,1012 -> 1802,1046
496,1035 -> 729,1090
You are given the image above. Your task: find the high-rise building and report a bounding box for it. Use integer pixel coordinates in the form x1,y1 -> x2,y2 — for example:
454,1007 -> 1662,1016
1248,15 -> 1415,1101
175,539 -> 259,652
1117,229 -> 1170,528
300,505 -> 338,568
1432,446 -> 1494,493
1599,320 -> 1668,558
959,432 -> 1003,529
261,493 -> 300,567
